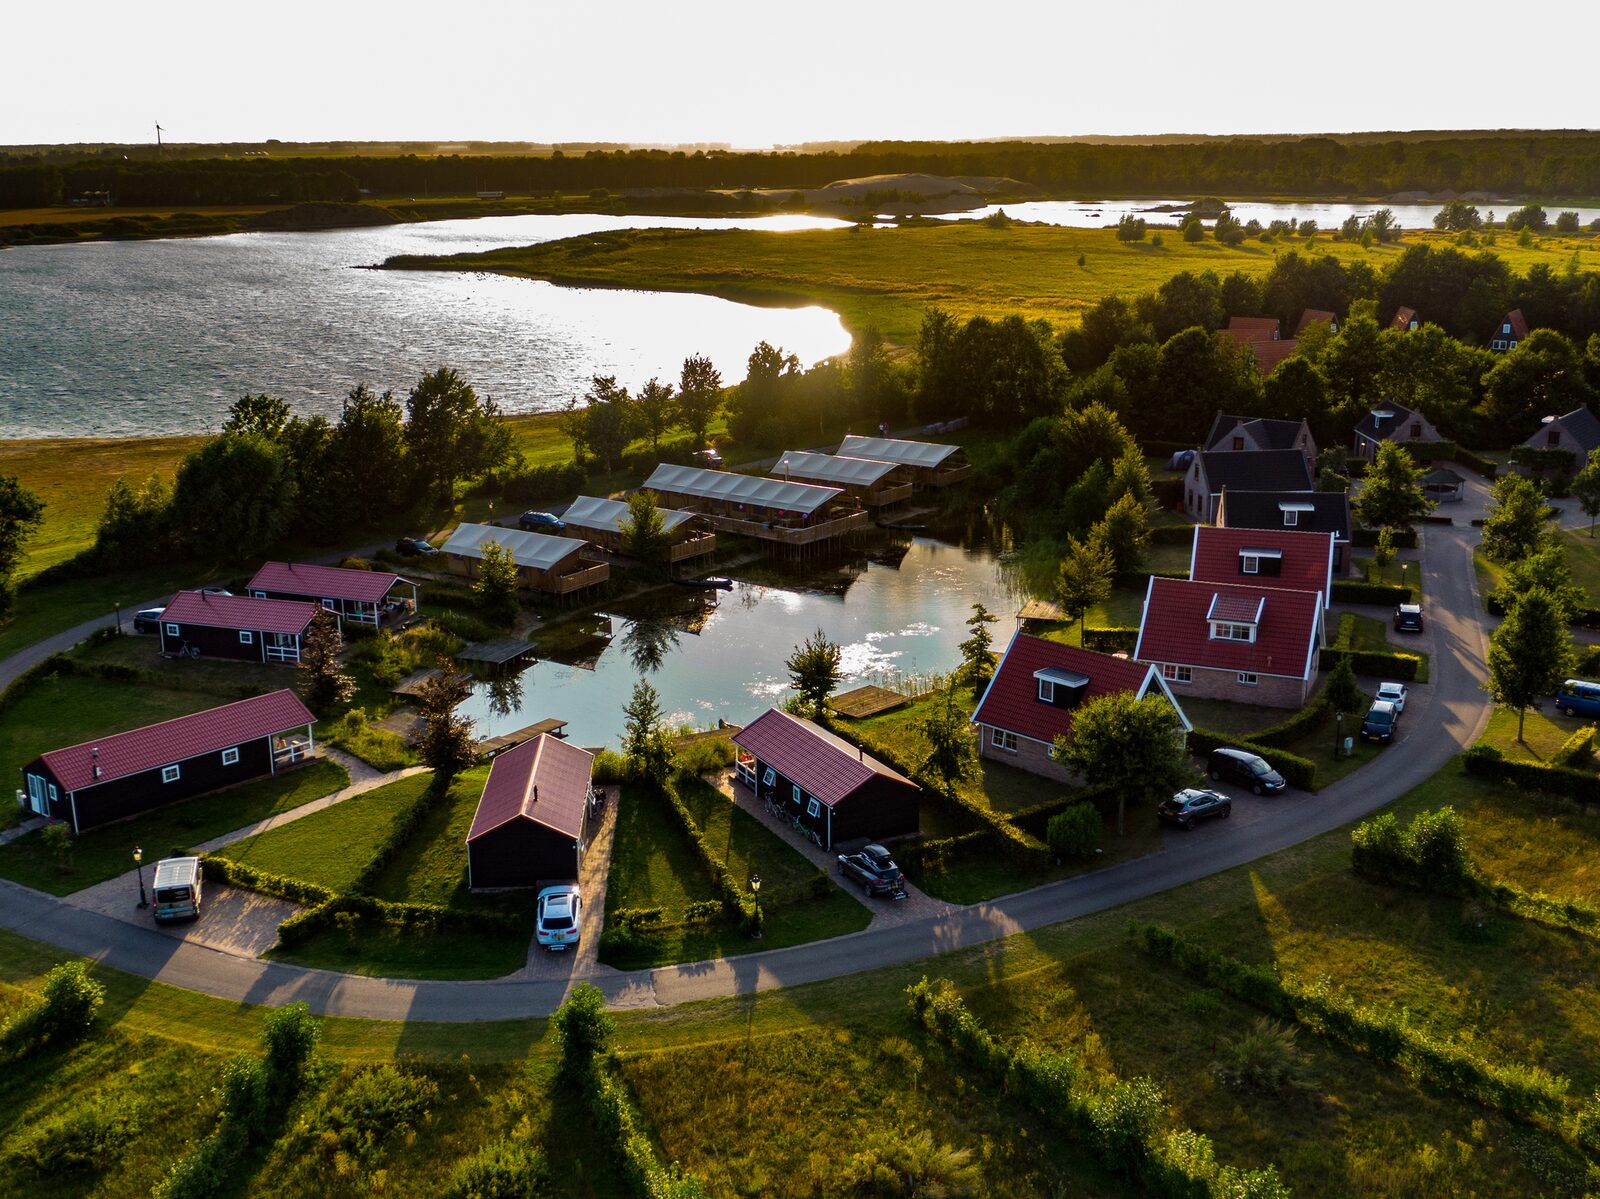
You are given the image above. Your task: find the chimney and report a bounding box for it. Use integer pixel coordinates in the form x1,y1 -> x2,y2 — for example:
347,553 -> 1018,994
532,784 -> 539,803
92,746 -> 102,780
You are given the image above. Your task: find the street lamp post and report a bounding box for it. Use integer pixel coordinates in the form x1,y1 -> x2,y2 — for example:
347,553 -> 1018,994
134,846 -> 147,909
1401,561 -> 1410,599
1335,711 -> 1345,760
749,875 -> 762,939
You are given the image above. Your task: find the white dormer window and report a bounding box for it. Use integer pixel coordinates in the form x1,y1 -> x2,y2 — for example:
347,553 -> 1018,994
1503,322 -> 1512,334
1242,555 -> 1259,574
1037,678 -> 1055,703
1284,510 -> 1298,527
1210,621 -> 1257,642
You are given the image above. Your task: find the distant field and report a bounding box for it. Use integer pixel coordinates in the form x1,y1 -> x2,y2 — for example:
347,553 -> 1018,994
0,203 -> 275,228
390,223 -> 1600,344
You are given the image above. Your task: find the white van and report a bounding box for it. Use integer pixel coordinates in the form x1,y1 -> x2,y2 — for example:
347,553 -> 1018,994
152,856 -> 203,922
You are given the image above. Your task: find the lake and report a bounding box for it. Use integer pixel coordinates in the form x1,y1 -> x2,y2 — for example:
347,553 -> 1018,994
924,197 -> 1600,230
0,212 -> 853,439
455,531 -> 1021,749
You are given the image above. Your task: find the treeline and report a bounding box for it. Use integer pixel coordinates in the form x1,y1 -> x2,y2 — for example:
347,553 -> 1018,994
11,132 -> 1600,208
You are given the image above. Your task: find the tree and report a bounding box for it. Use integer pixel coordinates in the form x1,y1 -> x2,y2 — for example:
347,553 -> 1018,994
1054,693 -> 1189,835
1372,526 -> 1396,582
916,686 -> 978,791
1501,529 -> 1587,625
1115,214 -> 1147,242
551,982 -> 614,1081
92,473 -> 174,569
1213,211 -> 1246,246
1324,653 -> 1365,718
0,476 -> 45,620
222,392 -> 292,440
1572,449 -> 1600,535
414,660 -> 476,783
1480,472 -> 1548,563
957,603 -> 999,691
620,490 -> 672,564
1556,211 -> 1582,234
1056,534 -> 1115,644
1506,204 -> 1549,232
1353,441 -> 1431,532
786,628 -> 842,715
633,377 -> 676,453
1486,588 -> 1572,742
729,341 -> 800,441
622,678 -> 673,785
328,384 -> 407,528
404,367 -> 513,508
1433,201 -> 1482,232
676,354 -> 724,449
845,324 -> 892,425
561,375 -> 634,471
1090,491 -> 1151,575
1181,214 -> 1205,243
1481,330 -> 1594,442
297,609 -> 354,708
168,433 -> 297,559
474,540 -> 520,628
1365,208 -> 1399,243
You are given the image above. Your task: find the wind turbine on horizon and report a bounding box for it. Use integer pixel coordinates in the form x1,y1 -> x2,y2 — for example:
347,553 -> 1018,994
155,122 -> 164,156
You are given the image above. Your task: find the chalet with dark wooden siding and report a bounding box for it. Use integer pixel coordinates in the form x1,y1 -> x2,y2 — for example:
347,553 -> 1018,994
1490,308 -> 1530,351
20,690 -> 316,833
466,734 -> 595,889
158,592 -> 319,664
247,561 -> 418,629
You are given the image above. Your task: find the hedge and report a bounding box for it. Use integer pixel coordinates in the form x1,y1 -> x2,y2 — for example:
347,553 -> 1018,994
1244,694 -> 1330,749
1554,725 -> 1598,768
1330,579 -> 1411,605
1483,590 -> 1600,627
347,778 -> 451,896
1319,646 -> 1423,682
654,781 -> 763,935
200,856 -> 336,907
1082,626 -> 1139,654
1185,728 -> 1317,790
895,830 -> 991,875
274,893 -> 523,948
584,1057 -> 710,1199
1351,526 -> 1418,549
1463,743 -> 1600,805
1455,447 -> 1499,478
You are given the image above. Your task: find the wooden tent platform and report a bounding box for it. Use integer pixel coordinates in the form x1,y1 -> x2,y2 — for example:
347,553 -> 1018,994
392,668 -> 441,698
830,685 -> 909,719
458,638 -> 536,666
476,718 -> 569,758
1016,598 -> 1067,623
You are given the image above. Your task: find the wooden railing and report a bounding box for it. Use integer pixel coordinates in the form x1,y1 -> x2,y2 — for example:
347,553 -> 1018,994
864,482 -> 915,506
668,533 -> 717,561
704,508 -> 870,545
925,463 -> 972,487
544,562 -> 611,594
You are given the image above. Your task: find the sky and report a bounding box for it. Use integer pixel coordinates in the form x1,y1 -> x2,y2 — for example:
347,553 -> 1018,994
5,1 -> 1597,147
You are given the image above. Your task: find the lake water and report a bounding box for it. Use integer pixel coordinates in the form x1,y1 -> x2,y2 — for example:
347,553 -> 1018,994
0,212 -> 853,439
456,532 -> 1021,749
925,198 -> 1600,230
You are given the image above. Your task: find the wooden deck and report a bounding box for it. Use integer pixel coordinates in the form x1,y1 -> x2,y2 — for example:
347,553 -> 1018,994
458,638 -> 537,665
1016,598 -> 1067,623
477,718 -> 569,758
391,668 -> 442,697
830,685 -> 909,719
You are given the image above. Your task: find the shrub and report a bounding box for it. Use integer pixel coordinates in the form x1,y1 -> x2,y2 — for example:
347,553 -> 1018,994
1212,1018 -> 1311,1093
672,734 -> 736,776
1553,724 -> 1597,768
590,749 -> 629,784
443,1140 -> 553,1199
1046,802 -> 1102,857
4,961 -> 106,1054
220,1052 -> 270,1125
261,1002 -> 321,1091
496,461 -> 587,506
1351,807 -> 1475,893
2,1092 -> 140,1175
1463,743 -> 1600,805
1087,1077 -> 1165,1169
1330,579 -> 1412,605
313,1065 -> 439,1169
552,982 -> 614,1079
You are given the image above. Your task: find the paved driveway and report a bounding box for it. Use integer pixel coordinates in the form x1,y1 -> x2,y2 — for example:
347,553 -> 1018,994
63,874 -> 299,959
518,787 -> 620,982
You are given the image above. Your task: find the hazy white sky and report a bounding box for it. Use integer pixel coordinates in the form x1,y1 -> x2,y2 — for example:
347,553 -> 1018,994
5,1 -> 1596,146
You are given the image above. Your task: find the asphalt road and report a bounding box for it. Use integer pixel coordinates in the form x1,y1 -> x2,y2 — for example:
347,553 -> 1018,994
0,513 -> 1493,1021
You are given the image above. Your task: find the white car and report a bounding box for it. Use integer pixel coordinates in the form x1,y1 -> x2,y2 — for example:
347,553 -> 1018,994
535,884 -> 582,951
1375,682 -> 1409,714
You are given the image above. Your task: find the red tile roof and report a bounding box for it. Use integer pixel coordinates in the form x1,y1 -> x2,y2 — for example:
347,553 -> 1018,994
468,734 -> 595,842
1295,309 -> 1336,334
248,561 -> 410,604
1189,525 -> 1333,600
1207,593 -> 1265,623
1392,306 -> 1418,330
1135,577 -> 1321,680
1504,308 -> 1530,339
972,634 -> 1172,745
162,591 -> 319,636
1248,338 -> 1300,372
1225,316 -> 1282,338
733,708 -> 915,807
39,689 -> 314,793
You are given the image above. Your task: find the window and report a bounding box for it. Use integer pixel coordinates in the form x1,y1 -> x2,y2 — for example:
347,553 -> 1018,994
1283,510 -> 1298,527
806,797 -> 822,818
1410,423 -> 1421,439
1237,672 -> 1259,686
1549,430 -> 1562,447
1036,678 -> 1055,703
1231,436 -> 1244,450
222,748 -> 240,766
1162,664 -> 1192,684
792,784 -> 802,804
1241,554 -> 1259,575
991,728 -> 1019,752
162,764 -> 181,784
321,598 -> 336,611
48,783 -> 58,802
1211,622 -> 1255,642
1502,322 -> 1512,334
252,590 -> 267,598
762,767 -> 776,788
165,623 -> 180,637
239,630 -> 254,644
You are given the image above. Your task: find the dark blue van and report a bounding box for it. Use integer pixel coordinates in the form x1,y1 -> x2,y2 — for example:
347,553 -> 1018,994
1556,679 -> 1600,719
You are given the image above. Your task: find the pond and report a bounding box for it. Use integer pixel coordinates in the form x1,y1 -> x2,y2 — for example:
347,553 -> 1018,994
922,197 -> 1600,231
455,529 -> 1022,749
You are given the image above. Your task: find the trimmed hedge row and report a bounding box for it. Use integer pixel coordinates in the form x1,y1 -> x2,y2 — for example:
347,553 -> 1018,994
1185,728 -> 1317,790
1554,725 -> 1598,768
1131,923 -> 1574,1132
1455,447 -> 1499,479
348,777 -> 451,896
1352,526 -> 1418,549
1483,590 -> 1600,627
1330,579 -> 1411,605
1245,695 -> 1331,750
906,978 -> 1290,1198
1082,626 -> 1139,654
1319,646 -> 1423,682
1464,744 -> 1600,805
585,1057 -> 710,1199
655,782 -> 762,936
275,892 -> 522,948
896,830 -> 991,875
200,855 -> 336,906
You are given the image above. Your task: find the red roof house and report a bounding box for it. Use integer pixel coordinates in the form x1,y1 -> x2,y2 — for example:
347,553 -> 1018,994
467,734 -> 596,889
1490,308 -> 1530,351
21,689 -> 316,833
248,561 -> 418,628
733,708 -> 919,849
1294,309 -> 1338,335
1220,317 -> 1300,375
1134,577 -> 1324,709
1392,306 -> 1419,332
1189,525 -> 1335,611
972,634 -> 1191,781
158,592 -> 321,665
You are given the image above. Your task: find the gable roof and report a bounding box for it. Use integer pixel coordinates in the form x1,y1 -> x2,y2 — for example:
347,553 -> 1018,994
1189,525 -> 1334,602
971,633 -> 1188,746
1354,401 -> 1424,443
38,689 -> 314,793
1244,338 -> 1301,373
641,463 -> 843,516
1224,316 -> 1282,339
1536,407 -> 1600,456
1501,308 -> 1530,339
773,450 -> 901,489
837,435 -> 959,470
562,495 -> 698,536
1135,577 -> 1322,681
442,522 -> 591,571
468,734 -> 595,842
1216,490 -> 1352,542
1392,306 -> 1418,330
162,591 -> 319,636
248,561 -> 411,604
733,708 -> 916,807
1295,309 -> 1337,334
1195,450 -> 1313,495
1204,413 -> 1307,453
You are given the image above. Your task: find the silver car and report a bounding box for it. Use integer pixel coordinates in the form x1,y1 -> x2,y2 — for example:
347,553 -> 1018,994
1375,681 -> 1408,713
535,884 -> 582,951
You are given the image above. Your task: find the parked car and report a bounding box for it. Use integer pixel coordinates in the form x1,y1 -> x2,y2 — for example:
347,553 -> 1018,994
1394,603 -> 1424,633
395,536 -> 440,557
1375,681 -> 1409,713
1360,699 -> 1400,743
1556,678 -> 1600,718
691,448 -> 724,469
195,586 -> 233,597
1159,788 -> 1232,830
837,843 -> 907,898
132,606 -> 166,634
152,856 -> 203,922
518,510 -> 566,532
535,884 -> 582,951
1207,746 -> 1288,794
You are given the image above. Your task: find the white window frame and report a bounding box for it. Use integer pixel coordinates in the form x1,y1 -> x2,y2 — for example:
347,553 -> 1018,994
48,783 -> 58,803
792,783 -> 802,804
321,598 -> 337,611
806,797 -> 822,819
761,767 -> 776,788
165,622 -> 180,637
1241,554 -> 1260,574
1283,510 -> 1298,527
239,630 -> 254,644
1036,678 -> 1055,703
162,764 -> 181,784
1210,622 -> 1256,643
991,728 -> 1019,752
1162,664 -> 1192,684
1237,672 -> 1259,686
252,590 -> 267,598
222,747 -> 240,766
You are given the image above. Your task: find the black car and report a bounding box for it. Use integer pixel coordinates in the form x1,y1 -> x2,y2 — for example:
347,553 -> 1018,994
395,536 -> 440,557
1159,788 -> 1233,830
1207,747 -> 1288,794
1360,699 -> 1400,743
518,510 -> 566,532
691,448 -> 724,469
1394,603 -> 1424,633
837,843 -> 907,898
132,606 -> 165,634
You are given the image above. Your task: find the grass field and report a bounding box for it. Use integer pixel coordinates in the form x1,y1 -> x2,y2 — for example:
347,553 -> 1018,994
393,223 -> 1600,345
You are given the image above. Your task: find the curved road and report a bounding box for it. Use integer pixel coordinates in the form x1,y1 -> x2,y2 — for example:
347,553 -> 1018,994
0,519 -> 1492,1020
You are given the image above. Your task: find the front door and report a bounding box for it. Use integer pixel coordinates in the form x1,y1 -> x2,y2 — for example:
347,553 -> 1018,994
24,773 -> 50,816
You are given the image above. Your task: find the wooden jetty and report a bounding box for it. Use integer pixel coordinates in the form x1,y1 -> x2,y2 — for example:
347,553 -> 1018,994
830,685 -> 909,719
1016,598 -> 1067,624
391,668 -> 441,698
458,638 -> 537,666
476,717 -> 569,758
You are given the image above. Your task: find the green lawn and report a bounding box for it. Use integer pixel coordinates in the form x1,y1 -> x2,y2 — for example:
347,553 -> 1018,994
366,766 -> 489,907
604,784 -> 723,917
1476,704 -> 1589,763
1557,526 -> 1600,601
0,759 -> 347,896
1353,553 -> 1422,598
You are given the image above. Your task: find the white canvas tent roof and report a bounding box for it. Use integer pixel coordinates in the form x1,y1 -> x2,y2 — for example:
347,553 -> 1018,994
563,495 -> 698,536
442,522 -> 589,571
837,434 -> 960,470
642,463 -> 842,516
773,450 -> 900,488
